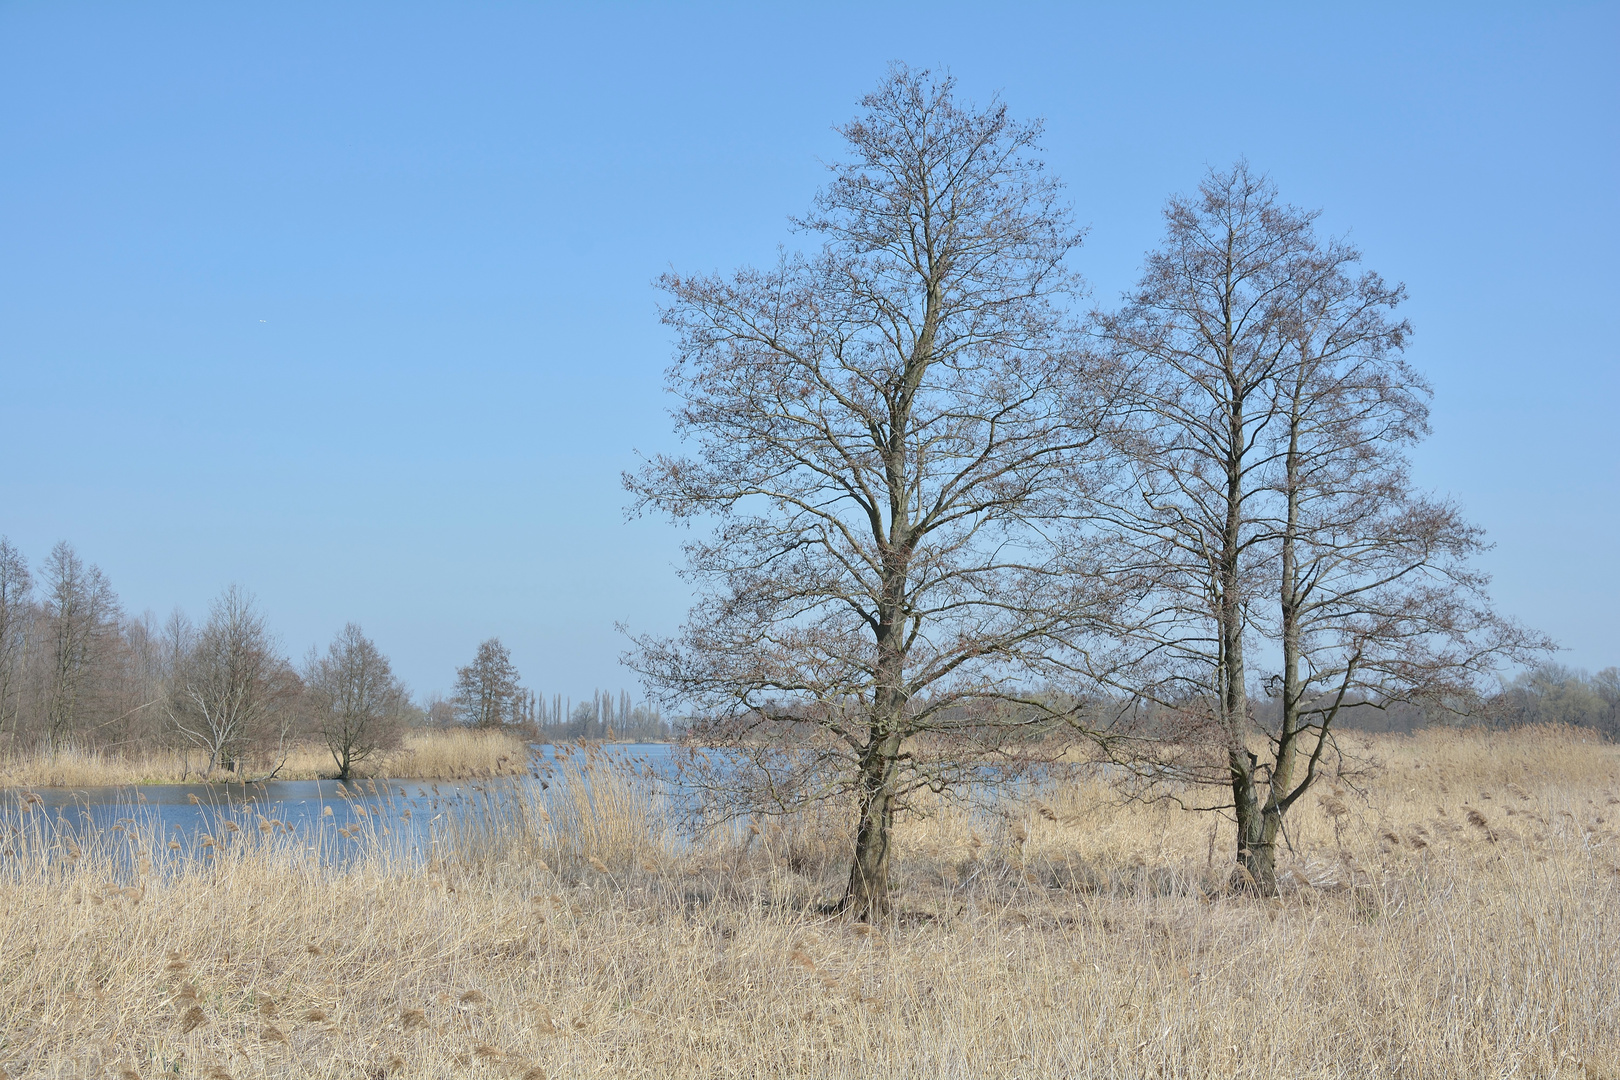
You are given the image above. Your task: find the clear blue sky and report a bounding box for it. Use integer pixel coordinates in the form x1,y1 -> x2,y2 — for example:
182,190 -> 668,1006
1,3 -> 1615,699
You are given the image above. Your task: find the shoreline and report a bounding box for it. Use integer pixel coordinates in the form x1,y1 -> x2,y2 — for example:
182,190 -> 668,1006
0,727 -> 534,789
2,725 -> 1615,1076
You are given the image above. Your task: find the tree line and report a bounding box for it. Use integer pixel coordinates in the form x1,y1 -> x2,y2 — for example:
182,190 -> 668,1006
1491,664 -> 1619,737
0,540 -> 669,780
626,65 -> 1564,916
440,637 -> 673,741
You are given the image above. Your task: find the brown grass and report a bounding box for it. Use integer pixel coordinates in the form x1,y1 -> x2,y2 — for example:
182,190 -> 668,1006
0,728 -> 532,787
1,725 -> 1617,1078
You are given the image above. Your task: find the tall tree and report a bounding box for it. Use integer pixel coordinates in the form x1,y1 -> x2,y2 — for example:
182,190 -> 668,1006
454,637 -> 522,729
0,539 -> 31,742
627,67 -> 1121,919
39,542 -> 122,751
1097,163 -> 1545,892
109,611 -> 174,750
305,623 -> 407,780
168,586 -> 299,777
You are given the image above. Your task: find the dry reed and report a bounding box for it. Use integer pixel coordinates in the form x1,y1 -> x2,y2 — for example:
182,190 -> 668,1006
0,726 -> 1616,1078
0,728 -> 532,788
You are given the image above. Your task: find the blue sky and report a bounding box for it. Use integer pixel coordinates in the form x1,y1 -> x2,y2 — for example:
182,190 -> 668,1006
1,3 -> 1615,698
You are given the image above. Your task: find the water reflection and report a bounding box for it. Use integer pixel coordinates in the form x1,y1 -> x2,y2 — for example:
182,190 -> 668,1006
0,742 -> 681,875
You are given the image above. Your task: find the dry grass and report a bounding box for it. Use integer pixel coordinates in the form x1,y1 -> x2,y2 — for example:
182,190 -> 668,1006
385,729 -> 532,781
0,729 -> 532,788
2,726 -> 1617,1078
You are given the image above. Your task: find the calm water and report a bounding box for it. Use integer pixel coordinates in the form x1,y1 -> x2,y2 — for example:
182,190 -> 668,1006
1,743 -> 681,870
2,741 -> 1035,874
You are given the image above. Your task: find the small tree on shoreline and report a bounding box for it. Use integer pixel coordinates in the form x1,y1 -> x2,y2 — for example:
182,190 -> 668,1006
167,586 -> 300,778
305,623 -> 406,780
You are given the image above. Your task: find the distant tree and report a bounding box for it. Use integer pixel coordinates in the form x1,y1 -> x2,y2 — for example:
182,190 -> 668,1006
168,586 -> 300,777
423,691 -> 458,727
305,623 -> 407,780
627,67 -> 1121,919
39,542 -> 122,751
1495,664 -> 1619,736
454,638 -> 522,729
105,610 -> 173,750
1597,669 -> 1620,733
0,538 -> 31,742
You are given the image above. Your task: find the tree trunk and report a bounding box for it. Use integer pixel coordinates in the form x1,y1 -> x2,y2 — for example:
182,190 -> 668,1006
1223,375 -> 1271,891
1243,395 -> 1305,898
841,734 -> 901,920
1231,750 -> 1278,894
1233,782 -> 1281,894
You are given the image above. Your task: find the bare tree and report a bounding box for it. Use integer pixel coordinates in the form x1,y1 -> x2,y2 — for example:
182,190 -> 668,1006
1494,664 -> 1620,736
1096,163 -> 1546,892
1252,239 -> 1546,885
454,638 -> 522,729
305,623 -> 406,780
39,542 -> 122,752
0,539 -> 31,743
627,67 -> 1122,919
423,691 -> 458,727
168,586 -> 299,777
108,611 -> 175,750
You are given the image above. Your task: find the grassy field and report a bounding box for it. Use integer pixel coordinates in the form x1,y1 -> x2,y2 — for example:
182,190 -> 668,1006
1,728 -> 1616,1078
0,728 -> 532,787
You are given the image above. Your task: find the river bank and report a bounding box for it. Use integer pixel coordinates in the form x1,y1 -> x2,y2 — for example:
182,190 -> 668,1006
1,726 -> 1616,1078
0,727 -> 532,787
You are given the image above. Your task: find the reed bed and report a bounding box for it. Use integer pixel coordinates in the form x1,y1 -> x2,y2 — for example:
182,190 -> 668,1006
0,728 -> 532,788
1,726 -> 1616,1078
387,729 -> 532,781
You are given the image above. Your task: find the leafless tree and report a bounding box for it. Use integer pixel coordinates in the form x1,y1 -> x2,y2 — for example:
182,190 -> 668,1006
1493,664 -> 1620,736
0,538 -> 32,743
39,541 -> 122,752
626,66 -> 1123,919
454,637 -> 522,729
107,610 -> 176,750
424,691 -> 458,727
168,586 -> 300,777
305,623 -> 406,780
1095,163 -> 1547,892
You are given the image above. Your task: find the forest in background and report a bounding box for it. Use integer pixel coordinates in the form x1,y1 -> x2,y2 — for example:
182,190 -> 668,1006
0,534 -> 1607,770
0,537 -> 672,779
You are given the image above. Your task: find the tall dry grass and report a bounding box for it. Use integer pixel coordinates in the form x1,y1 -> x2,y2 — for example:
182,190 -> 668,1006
0,728 -> 531,788
1,725 -> 1617,1078
387,728 -> 531,780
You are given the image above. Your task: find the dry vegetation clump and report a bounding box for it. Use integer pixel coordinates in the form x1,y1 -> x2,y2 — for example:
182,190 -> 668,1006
1,726 -> 1617,1078
385,729 -> 532,781
0,728 -> 531,788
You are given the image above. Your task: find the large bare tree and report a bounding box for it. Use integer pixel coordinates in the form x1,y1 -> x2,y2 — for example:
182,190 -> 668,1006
1096,163 -> 1545,892
627,67 -> 1122,919
305,623 -> 407,780
168,586 -> 299,777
